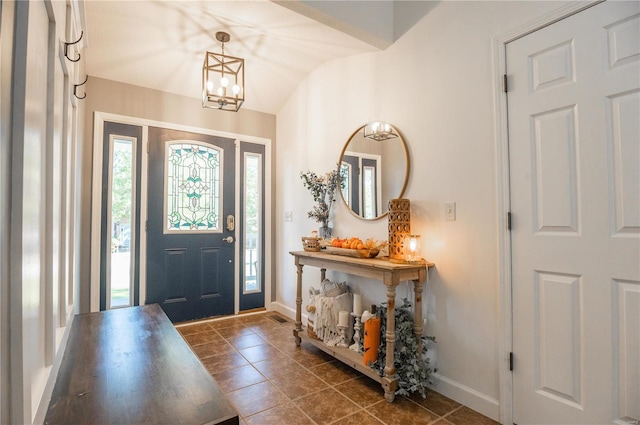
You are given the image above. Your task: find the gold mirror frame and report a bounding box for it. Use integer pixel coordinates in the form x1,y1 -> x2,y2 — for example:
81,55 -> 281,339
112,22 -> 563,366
338,122 -> 410,220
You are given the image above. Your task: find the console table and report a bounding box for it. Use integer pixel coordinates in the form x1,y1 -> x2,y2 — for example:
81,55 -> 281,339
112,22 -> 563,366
290,250 -> 433,402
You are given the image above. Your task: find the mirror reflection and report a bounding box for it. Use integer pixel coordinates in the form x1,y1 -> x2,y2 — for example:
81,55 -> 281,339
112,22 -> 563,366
339,122 -> 409,220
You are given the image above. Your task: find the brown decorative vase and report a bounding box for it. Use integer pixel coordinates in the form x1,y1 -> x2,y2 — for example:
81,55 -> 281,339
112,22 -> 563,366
388,198 -> 411,262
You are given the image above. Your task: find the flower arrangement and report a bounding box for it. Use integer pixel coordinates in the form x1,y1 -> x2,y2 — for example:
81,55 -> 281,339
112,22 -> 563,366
300,166 -> 343,232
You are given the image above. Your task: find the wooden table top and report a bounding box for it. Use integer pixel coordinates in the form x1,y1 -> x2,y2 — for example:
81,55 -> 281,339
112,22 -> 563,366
45,304 -> 238,425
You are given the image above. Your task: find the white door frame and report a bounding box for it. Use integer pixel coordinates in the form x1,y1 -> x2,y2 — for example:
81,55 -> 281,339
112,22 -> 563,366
491,2 -> 602,423
91,112 -> 272,316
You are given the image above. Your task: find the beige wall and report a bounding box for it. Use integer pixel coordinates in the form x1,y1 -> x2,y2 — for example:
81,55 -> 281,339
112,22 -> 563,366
80,77 -> 277,312
275,1 -> 571,421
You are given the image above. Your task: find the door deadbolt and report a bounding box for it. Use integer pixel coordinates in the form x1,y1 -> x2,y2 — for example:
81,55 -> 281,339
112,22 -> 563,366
226,215 -> 235,231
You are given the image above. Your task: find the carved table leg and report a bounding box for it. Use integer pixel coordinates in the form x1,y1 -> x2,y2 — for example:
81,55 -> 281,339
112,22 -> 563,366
413,280 -> 424,359
383,284 -> 398,402
294,263 -> 303,346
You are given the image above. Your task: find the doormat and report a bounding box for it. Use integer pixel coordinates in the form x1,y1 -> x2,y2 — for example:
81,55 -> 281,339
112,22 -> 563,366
268,314 -> 289,324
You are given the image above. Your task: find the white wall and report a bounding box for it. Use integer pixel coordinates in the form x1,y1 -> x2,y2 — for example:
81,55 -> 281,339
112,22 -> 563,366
3,1 -> 85,423
275,1 -> 570,420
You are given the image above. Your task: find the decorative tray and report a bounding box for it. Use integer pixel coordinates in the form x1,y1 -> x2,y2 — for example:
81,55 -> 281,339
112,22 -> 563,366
325,246 -> 380,259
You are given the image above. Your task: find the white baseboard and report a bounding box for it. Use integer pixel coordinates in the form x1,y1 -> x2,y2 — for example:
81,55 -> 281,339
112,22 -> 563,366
268,301 -> 305,324
428,372 -> 500,422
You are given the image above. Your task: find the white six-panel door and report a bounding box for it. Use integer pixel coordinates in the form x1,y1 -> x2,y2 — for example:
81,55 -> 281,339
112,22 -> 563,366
506,1 -> 639,423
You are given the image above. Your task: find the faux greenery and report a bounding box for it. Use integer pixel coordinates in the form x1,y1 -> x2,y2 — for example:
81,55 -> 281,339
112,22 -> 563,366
366,299 -> 436,398
299,166 -> 343,226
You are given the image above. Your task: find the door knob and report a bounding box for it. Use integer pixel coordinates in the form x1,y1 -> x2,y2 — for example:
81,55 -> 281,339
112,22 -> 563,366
223,236 -> 234,243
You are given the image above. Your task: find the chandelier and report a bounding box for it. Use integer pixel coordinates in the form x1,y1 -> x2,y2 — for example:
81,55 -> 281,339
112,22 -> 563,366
363,122 -> 398,141
202,31 -> 245,112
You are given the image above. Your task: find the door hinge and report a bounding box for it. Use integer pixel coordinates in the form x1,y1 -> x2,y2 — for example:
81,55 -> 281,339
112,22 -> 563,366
507,212 -> 512,231
147,142 -> 149,154
145,220 -> 148,231
503,74 -> 508,93
509,352 -> 514,371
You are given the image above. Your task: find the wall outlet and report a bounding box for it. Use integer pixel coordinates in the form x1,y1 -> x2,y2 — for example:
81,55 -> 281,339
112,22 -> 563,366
284,211 -> 293,222
445,202 -> 456,221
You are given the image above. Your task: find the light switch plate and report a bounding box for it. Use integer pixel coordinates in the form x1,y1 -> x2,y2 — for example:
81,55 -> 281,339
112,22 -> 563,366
445,202 -> 456,221
284,211 -> 293,222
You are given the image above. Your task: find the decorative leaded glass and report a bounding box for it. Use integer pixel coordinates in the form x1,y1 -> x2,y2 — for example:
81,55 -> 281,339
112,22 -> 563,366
166,142 -> 221,232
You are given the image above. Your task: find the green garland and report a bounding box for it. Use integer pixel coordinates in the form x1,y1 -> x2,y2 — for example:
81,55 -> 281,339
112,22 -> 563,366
366,299 -> 436,398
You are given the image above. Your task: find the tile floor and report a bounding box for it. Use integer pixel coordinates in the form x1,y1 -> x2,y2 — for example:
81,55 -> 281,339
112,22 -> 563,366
176,312 -> 499,425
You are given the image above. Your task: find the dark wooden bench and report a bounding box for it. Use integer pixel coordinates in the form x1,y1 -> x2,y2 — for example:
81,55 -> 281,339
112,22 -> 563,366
45,304 -> 238,424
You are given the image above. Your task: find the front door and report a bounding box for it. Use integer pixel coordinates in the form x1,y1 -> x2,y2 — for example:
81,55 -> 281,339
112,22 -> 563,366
507,2 -> 639,423
146,127 -> 236,322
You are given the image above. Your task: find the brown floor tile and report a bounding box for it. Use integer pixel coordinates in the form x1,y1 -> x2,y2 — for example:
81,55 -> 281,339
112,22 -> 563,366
175,319 -> 496,425
201,351 -> 249,374
191,340 -> 236,358
260,326 -> 296,340
176,322 -> 213,336
209,318 -> 246,330
211,364 -> 266,393
445,406 -> 499,425
332,409 -> 384,425
431,420 -> 455,425
368,398 -> 437,425
286,344 -> 334,367
238,343 -> 283,363
246,321 -> 285,337
309,360 -> 361,385
226,381 -> 289,418
252,355 -> 307,379
409,390 -> 461,417
227,333 -> 268,350
182,330 -> 223,346
335,377 -> 385,408
270,367 -> 328,400
294,388 -> 360,425
244,401 -> 315,425
235,313 -> 269,324
217,326 -> 256,339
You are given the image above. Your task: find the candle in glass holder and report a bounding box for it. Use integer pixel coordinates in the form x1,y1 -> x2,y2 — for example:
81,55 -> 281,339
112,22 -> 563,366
404,234 -> 421,262
353,294 -> 362,316
338,310 -> 349,327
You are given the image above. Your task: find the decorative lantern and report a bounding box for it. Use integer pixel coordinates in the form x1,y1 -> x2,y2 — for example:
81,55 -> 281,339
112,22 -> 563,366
388,198 -> 411,262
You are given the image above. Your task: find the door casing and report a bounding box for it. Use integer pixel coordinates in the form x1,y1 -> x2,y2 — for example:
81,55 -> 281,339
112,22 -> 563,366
492,1 -> 603,424
91,112 -> 272,316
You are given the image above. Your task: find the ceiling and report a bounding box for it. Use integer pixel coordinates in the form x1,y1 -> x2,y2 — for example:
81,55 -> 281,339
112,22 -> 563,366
83,1 -> 435,115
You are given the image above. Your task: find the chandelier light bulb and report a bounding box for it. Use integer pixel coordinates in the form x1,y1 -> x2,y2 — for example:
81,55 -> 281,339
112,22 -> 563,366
202,31 -> 244,111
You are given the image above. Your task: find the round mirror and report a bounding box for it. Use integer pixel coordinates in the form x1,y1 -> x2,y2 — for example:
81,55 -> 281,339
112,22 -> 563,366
338,122 -> 409,220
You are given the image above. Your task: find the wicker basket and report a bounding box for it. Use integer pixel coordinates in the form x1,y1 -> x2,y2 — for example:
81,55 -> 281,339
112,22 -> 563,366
301,237 -> 321,252
307,318 -> 321,340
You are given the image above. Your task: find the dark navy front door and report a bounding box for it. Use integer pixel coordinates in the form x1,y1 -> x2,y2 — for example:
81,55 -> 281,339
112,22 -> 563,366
146,127 -> 235,322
